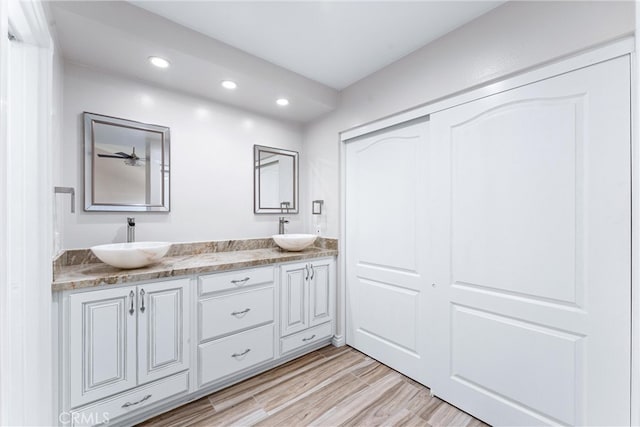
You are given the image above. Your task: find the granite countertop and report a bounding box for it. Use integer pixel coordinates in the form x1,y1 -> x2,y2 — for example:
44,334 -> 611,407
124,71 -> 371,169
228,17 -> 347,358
52,237 -> 338,292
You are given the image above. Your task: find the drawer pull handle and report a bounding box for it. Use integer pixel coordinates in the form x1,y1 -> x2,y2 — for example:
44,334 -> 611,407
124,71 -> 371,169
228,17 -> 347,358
310,265 -> 315,280
139,289 -> 146,313
128,290 -> 135,315
305,265 -> 309,281
302,334 -> 316,342
122,394 -> 152,408
231,277 -> 250,286
232,348 -> 251,358
231,308 -> 251,317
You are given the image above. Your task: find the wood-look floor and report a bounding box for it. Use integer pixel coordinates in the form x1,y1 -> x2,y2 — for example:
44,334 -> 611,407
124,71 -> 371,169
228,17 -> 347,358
139,345 -> 488,427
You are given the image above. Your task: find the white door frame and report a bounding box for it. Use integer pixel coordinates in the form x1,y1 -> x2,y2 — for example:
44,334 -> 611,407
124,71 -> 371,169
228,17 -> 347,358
0,1 -> 9,422
339,36 -> 638,424
0,0 -> 54,425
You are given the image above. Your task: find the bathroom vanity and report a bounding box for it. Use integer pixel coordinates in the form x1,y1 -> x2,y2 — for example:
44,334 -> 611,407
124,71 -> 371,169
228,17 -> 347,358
52,238 -> 337,427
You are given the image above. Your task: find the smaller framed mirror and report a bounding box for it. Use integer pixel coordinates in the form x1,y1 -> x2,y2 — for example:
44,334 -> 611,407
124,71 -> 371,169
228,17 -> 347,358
254,145 -> 298,214
84,112 -> 170,212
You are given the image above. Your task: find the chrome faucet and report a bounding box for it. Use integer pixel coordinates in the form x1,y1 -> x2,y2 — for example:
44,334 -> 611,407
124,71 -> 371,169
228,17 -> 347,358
127,217 -> 135,243
278,217 -> 289,235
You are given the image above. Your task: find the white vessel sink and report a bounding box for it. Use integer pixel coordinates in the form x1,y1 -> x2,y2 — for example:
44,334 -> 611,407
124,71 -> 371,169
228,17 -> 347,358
272,234 -> 317,252
91,242 -> 171,269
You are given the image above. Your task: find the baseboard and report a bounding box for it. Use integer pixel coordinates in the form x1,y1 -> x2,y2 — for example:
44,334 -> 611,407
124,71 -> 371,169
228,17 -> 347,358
331,334 -> 346,347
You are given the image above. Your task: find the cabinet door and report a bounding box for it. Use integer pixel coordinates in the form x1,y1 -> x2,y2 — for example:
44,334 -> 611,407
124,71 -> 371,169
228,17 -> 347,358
280,262 -> 309,336
309,259 -> 334,327
138,278 -> 190,385
69,286 -> 137,407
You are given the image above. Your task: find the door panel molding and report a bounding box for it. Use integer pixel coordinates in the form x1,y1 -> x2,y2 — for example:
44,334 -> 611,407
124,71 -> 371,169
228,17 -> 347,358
449,96 -> 584,307
280,262 -> 309,336
138,279 -> 189,385
69,286 -> 137,407
452,281 -> 584,311
354,328 -> 421,357
450,303 -> 584,426
85,301 -> 127,389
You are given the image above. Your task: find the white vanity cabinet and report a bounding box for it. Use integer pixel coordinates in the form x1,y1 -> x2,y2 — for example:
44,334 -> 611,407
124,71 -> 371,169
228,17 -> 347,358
66,278 -> 190,418
197,266 -> 276,387
279,258 -> 335,354
56,254 -> 337,426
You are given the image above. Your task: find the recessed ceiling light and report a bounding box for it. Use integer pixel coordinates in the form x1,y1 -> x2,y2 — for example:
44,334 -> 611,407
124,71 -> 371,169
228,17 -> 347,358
148,56 -> 170,69
276,98 -> 290,107
221,80 -> 238,90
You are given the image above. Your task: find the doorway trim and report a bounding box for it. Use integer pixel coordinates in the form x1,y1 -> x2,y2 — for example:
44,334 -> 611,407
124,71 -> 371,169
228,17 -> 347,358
0,0 -> 54,425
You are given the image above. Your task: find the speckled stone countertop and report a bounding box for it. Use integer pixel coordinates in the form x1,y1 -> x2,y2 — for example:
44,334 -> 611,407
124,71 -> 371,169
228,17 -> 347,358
52,237 -> 338,292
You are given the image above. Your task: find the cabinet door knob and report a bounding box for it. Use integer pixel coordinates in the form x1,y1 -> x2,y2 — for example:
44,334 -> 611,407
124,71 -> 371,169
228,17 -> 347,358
139,289 -> 146,313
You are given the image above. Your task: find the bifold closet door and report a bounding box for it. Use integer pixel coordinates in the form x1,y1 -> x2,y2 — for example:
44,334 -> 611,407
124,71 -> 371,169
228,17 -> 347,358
428,56 -> 631,426
345,119 -> 431,385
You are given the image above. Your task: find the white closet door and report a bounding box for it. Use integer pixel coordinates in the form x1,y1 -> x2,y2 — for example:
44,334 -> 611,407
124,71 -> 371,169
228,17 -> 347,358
428,56 -> 630,426
346,118 -> 431,384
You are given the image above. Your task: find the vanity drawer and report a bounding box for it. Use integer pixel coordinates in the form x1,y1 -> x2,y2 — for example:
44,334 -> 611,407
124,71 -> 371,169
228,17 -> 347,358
199,286 -> 274,342
70,371 -> 188,426
199,266 -> 274,295
280,322 -> 333,355
198,324 -> 274,386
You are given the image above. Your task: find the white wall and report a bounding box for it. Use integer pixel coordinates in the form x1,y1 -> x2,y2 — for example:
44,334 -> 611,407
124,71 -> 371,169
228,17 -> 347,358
61,2 -> 635,246
62,62 -> 304,249
303,0 -> 634,237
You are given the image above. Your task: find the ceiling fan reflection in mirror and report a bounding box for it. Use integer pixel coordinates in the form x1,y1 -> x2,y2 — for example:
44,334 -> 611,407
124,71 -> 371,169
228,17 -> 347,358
97,146 -> 146,167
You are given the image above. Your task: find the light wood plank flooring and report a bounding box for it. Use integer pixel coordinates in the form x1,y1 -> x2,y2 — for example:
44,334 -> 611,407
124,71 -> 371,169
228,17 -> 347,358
139,345 -> 488,427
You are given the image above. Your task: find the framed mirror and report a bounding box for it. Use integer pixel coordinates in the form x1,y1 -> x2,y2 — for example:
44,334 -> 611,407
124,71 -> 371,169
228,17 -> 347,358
254,145 -> 298,214
84,112 -> 170,212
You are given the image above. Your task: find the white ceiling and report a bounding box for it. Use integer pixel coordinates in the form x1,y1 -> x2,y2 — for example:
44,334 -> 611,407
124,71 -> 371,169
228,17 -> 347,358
48,1 -> 503,123
130,1 -> 503,90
